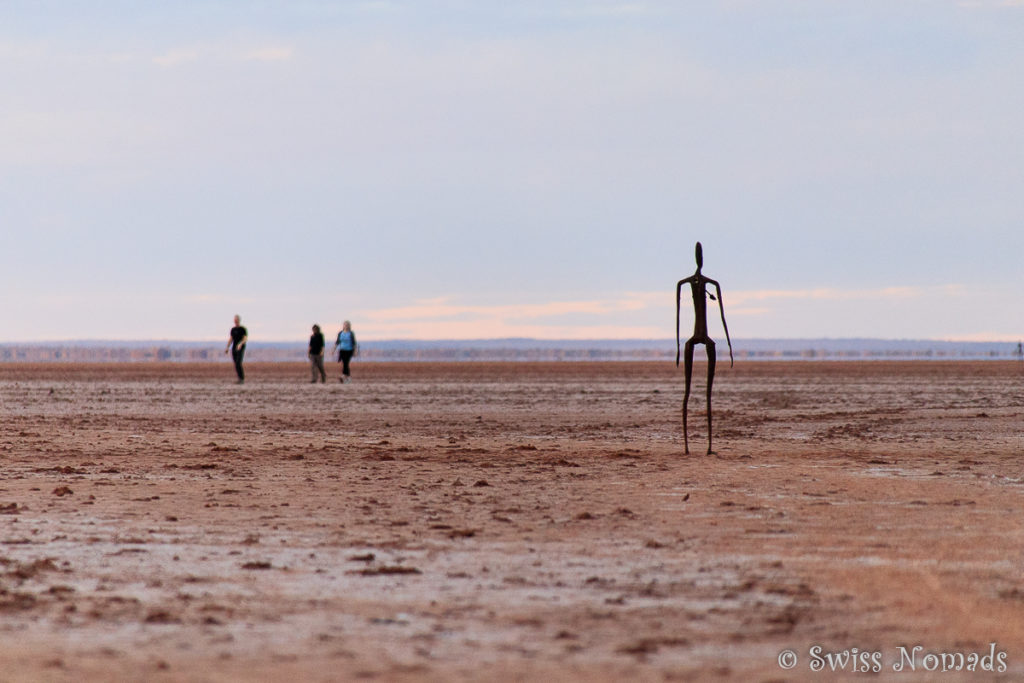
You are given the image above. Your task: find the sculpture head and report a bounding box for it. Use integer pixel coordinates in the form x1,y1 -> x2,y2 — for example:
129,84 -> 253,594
695,242 -> 703,270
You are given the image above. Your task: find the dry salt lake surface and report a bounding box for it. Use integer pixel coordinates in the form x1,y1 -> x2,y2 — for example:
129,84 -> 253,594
0,360 -> 1022,681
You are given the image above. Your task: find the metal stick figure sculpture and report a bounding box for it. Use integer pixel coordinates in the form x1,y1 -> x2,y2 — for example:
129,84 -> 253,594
676,242 -> 733,454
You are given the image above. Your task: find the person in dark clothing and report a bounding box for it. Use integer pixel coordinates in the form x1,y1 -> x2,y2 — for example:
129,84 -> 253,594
225,315 -> 248,383
309,324 -> 326,383
333,320 -> 357,383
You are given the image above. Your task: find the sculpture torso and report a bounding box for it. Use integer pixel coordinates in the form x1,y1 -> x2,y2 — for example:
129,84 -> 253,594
684,269 -> 721,342
689,273 -> 710,339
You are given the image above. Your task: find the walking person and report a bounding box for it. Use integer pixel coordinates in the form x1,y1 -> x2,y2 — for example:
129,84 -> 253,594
333,320 -> 358,383
225,315 -> 248,384
309,324 -> 327,383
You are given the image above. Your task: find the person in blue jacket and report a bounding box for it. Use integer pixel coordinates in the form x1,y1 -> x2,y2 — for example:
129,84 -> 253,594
333,320 -> 358,383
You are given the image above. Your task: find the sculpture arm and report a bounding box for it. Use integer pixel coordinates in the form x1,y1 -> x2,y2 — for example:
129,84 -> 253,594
711,280 -> 733,367
675,277 -> 694,366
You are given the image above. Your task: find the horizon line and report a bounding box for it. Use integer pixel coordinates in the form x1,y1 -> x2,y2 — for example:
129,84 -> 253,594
0,336 -> 1021,345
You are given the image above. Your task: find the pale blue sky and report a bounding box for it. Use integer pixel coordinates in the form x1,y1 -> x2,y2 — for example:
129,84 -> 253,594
2,1 -> 1022,341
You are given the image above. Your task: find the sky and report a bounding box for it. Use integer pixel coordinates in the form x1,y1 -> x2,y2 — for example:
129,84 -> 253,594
2,1 -> 1022,342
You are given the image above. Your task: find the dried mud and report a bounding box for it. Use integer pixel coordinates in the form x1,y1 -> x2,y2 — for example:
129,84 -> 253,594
0,360 -> 1023,681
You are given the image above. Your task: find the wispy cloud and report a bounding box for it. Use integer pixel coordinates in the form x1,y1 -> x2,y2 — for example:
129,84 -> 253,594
356,293 -> 666,339
724,285 -> 972,324
719,283 -> 1017,340
354,1 -> 399,11
153,48 -> 200,67
152,45 -> 295,67
348,284 -> 994,341
728,284 -> 964,308
364,293 -> 661,322
959,0 -> 1024,7
558,2 -> 650,17
241,47 -> 294,62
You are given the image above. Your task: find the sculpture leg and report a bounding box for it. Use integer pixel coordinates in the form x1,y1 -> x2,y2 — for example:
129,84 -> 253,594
682,339 -> 695,454
706,339 -> 717,455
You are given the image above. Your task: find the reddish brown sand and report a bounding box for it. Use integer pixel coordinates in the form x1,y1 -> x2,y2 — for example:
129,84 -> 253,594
0,360 -> 1022,682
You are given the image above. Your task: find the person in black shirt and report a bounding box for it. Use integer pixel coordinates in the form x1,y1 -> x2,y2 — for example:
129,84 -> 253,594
309,324 -> 326,383
225,315 -> 248,383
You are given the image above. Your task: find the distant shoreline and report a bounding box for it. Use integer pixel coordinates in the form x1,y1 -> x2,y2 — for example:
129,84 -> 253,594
0,338 -> 1019,362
